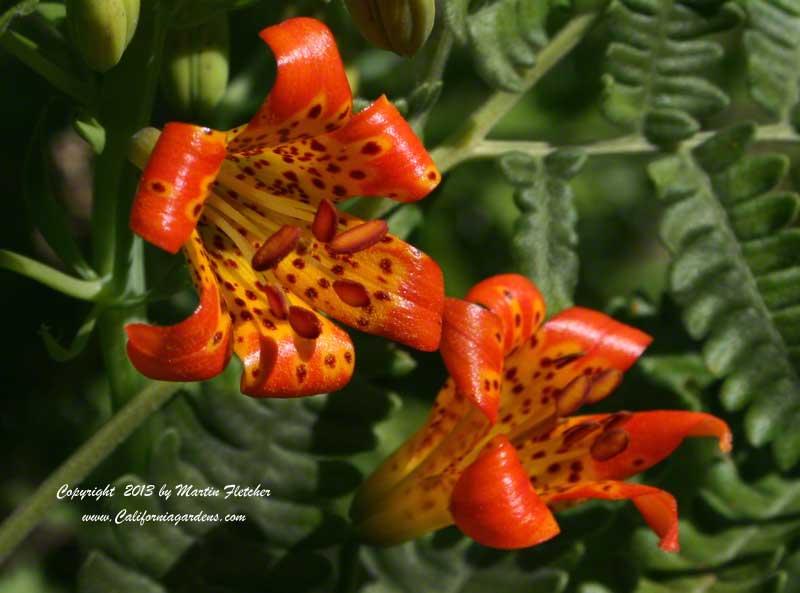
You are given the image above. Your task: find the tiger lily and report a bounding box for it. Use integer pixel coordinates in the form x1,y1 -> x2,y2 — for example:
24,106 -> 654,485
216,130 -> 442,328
351,274 -> 731,551
125,18 -> 444,397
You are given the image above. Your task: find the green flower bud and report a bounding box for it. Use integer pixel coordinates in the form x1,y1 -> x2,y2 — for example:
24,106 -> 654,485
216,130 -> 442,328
161,15 -> 230,121
66,0 -> 139,72
346,0 -> 435,57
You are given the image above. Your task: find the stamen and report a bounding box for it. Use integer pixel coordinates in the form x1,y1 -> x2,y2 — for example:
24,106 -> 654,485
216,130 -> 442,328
552,351 -> 585,369
311,199 -> 337,242
586,369 -> 623,404
333,279 -> 370,307
329,220 -> 388,254
590,428 -> 630,461
264,284 -> 289,320
603,411 -> 633,432
288,306 -> 322,339
561,421 -> 602,447
554,375 -> 591,416
252,225 -> 301,271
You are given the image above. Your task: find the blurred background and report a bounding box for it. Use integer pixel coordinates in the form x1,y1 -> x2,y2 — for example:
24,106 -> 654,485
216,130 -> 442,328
2,0 -> 799,591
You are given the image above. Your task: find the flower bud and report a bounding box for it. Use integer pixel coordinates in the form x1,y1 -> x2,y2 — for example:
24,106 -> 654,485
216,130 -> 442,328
66,0 -> 139,72
346,0 -> 435,57
161,15 -> 230,121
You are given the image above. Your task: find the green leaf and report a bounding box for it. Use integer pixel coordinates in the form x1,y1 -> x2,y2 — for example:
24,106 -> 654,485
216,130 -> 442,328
79,365 -> 391,592
649,124 -> 800,468
0,0 -> 38,35
602,0 -> 742,144
359,531 -> 571,593
169,0 -> 260,29
632,520 -> 792,593
638,353 -> 716,410
743,0 -> 800,124
39,304 -> 99,362
445,0 -> 550,92
702,458 -> 800,520
501,149 -> 584,315
25,105 -> 96,279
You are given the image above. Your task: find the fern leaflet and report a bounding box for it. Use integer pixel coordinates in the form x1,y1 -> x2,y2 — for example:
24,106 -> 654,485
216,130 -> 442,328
744,0 -> 800,124
649,123 -> 800,468
603,0 -> 741,144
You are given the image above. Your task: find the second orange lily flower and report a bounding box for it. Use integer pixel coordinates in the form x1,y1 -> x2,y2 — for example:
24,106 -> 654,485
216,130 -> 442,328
352,274 -> 732,551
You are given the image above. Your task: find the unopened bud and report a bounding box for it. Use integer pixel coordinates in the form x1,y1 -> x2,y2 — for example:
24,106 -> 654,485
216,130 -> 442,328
161,15 -> 230,121
346,0 -> 435,57
66,0 -> 139,72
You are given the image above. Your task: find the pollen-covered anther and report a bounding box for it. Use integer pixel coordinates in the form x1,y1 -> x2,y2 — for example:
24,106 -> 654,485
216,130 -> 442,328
264,284 -> 290,320
590,428 -> 630,461
311,198 -> 337,242
561,421 -> 602,447
329,220 -> 388,254
252,225 -> 301,271
554,375 -> 591,416
333,279 -> 371,307
288,305 -> 322,339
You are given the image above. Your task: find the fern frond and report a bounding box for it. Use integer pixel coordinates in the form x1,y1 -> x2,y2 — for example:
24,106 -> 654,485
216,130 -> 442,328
603,0 -> 742,144
744,0 -> 800,123
501,149 -> 585,315
443,0 -> 550,91
649,124 -> 800,468
78,366 -> 389,591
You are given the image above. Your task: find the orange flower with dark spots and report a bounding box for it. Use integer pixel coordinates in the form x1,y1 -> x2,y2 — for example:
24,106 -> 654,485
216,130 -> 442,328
125,18 -> 444,397
351,274 -> 731,551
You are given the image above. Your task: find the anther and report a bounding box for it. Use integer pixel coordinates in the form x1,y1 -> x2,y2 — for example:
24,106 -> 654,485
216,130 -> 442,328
252,225 -> 300,271
554,375 -> 591,416
586,368 -> 623,404
264,284 -> 289,320
562,421 -> 602,447
288,306 -> 322,339
329,220 -> 388,254
590,429 -> 630,461
311,199 -> 337,242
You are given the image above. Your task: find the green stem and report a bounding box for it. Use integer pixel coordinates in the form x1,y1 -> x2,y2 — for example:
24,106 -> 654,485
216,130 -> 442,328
429,12 -> 599,173
0,249 -> 106,301
0,30 -> 94,106
455,124 -> 800,163
91,0 -> 168,406
0,381 -> 183,565
409,22 -> 454,133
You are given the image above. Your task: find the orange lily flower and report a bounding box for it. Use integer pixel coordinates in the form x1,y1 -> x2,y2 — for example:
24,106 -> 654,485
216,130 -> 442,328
125,18 -> 444,397
351,274 -> 731,551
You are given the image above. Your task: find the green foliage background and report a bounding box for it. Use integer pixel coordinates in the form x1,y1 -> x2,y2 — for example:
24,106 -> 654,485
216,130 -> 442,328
1,0 -> 800,591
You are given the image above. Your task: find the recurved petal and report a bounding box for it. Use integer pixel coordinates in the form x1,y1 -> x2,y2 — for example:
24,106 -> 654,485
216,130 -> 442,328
273,222 -> 444,352
590,411 -> 732,481
451,436 -> 560,549
227,17 -> 353,151
130,123 -> 227,254
439,298 -> 504,423
322,95 -> 440,203
544,481 -> 680,552
544,307 -> 652,374
234,309 -> 355,397
125,233 -> 233,380
465,274 -> 546,354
